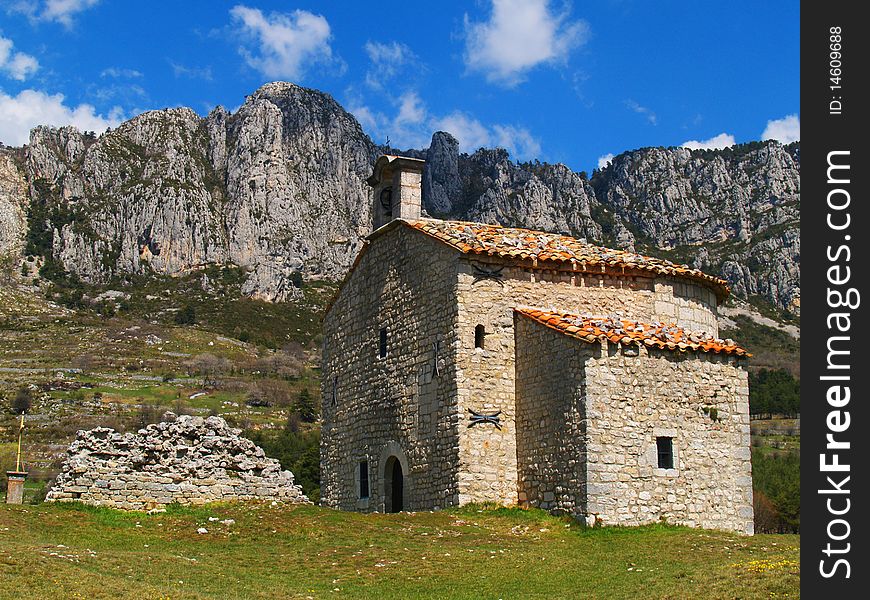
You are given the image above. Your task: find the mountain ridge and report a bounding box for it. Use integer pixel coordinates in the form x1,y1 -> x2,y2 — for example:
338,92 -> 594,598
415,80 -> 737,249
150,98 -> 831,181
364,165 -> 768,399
0,81 -> 799,315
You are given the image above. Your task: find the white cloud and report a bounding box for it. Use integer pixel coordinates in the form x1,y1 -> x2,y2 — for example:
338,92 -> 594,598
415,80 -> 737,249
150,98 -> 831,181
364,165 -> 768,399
348,90 -> 430,149
681,132 -> 736,150
433,111 -> 541,159
463,0 -> 589,86
432,112 -> 492,151
597,153 -> 614,170
169,61 -> 213,81
348,93 -> 542,160
229,5 -> 336,80
395,91 -> 425,126
0,88 -> 123,146
41,0 -> 100,26
100,67 -> 143,79
0,35 -> 39,80
491,124 -> 542,159
364,40 -> 417,89
625,99 -> 657,125
762,114 -> 799,143
11,0 -> 101,27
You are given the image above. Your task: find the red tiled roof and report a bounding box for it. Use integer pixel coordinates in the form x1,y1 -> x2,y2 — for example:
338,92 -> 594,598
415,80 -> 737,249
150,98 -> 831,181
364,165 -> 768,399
404,219 -> 729,299
515,307 -> 750,357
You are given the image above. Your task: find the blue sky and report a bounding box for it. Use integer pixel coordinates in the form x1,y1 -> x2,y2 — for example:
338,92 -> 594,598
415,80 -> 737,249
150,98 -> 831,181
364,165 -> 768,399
0,0 -> 799,172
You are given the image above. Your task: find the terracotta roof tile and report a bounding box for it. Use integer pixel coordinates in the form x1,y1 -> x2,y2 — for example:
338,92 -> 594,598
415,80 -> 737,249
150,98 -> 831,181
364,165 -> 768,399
404,219 -> 728,299
515,307 -> 750,357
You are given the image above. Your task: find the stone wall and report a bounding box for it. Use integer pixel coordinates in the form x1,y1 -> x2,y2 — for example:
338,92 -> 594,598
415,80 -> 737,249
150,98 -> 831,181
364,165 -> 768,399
321,225 -> 461,512
514,314 -> 753,534
584,344 -> 752,533
322,222 -> 728,513
46,415 -> 309,510
453,258 -> 720,505
515,313 -> 587,514
655,277 -> 720,336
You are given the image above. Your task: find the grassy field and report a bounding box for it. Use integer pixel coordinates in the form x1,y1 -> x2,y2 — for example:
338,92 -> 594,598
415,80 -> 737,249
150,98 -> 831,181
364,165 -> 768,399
0,502 -> 799,600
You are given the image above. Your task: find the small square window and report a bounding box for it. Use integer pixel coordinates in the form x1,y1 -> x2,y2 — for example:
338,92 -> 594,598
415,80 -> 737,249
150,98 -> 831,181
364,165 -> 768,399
379,328 -> 388,358
359,461 -> 369,499
656,437 -> 674,469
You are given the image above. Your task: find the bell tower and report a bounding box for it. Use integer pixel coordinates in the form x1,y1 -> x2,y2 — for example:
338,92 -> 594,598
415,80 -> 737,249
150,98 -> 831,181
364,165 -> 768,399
367,155 -> 425,230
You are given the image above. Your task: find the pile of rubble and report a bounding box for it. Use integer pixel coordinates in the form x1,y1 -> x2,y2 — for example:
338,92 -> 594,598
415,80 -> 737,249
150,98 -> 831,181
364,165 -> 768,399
46,413 -> 309,510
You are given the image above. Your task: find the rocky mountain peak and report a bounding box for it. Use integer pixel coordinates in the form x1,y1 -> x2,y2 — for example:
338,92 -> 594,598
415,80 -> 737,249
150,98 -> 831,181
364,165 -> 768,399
2,84 -> 800,314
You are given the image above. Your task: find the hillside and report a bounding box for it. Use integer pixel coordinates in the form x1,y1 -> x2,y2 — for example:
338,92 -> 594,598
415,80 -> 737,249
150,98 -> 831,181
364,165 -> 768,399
0,502 -> 799,599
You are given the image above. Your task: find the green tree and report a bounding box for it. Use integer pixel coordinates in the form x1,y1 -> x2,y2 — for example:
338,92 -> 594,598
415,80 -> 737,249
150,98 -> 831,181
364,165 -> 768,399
175,304 -> 197,325
295,388 -> 317,423
752,449 -> 800,533
750,368 -> 800,416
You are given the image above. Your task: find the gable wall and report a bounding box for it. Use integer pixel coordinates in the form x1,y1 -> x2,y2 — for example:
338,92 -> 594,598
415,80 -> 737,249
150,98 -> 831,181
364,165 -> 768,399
321,228 -> 462,511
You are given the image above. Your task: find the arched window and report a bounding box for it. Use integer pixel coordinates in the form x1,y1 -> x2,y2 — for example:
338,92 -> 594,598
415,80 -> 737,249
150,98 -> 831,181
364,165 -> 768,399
474,324 -> 486,349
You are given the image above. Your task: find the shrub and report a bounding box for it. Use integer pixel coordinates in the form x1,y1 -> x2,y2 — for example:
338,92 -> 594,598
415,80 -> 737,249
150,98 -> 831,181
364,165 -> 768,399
186,353 -> 231,387
750,368 -> 800,417
174,304 -> 197,325
70,354 -> 96,373
248,424 -> 321,498
11,387 -> 32,415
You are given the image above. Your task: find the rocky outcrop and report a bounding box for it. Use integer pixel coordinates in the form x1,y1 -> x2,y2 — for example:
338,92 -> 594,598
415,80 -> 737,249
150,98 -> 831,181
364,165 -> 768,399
419,139 -> 799,314
23,82 -> 376,300
592,143 -> 800,313
0,150 -> 27,258
13,81 -> 799,313
46,414 -> 310,510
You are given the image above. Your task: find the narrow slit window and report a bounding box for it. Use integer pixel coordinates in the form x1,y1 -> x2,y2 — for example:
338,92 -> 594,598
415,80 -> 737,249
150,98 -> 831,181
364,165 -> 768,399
331,375 -> 337,406
379,328 -> 388,358
359,461 -> 369,499
656,437 -> 674,469
474,324 -> 486,349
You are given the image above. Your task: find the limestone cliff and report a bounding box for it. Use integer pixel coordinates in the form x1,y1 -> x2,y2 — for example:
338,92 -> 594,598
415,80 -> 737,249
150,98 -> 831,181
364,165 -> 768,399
0,150 -> 27,258
21,82 -> 374,300
419,134 -> 799,315
11,81 -> 799,313
591,143 -> 800,314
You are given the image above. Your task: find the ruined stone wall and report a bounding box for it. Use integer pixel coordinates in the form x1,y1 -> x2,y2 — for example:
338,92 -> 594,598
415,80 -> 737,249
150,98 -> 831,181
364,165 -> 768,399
513,316 -> 752,534
321,227 -> 461,512
514,313 -> 586,514
45,415 -> 309,510
453,259 -> 720,505
583,345 -> 752,533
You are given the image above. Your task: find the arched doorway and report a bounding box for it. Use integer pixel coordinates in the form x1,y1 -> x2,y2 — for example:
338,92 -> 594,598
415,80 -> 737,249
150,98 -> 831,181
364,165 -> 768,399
384,456 -> 404,513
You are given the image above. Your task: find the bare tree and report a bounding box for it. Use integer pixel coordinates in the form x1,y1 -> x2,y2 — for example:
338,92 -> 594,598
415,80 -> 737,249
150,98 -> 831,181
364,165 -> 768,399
186,353 -> 232,387
71,353 -> 96,374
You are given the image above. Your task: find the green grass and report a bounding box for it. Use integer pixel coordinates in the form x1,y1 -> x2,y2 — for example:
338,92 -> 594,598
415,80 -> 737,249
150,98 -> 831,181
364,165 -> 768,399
0,502 -> 799,599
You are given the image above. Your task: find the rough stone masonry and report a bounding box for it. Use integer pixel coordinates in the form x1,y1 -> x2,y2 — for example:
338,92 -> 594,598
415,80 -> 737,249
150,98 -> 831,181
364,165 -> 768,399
46,414 -> 309,509
322,155 -> 754,534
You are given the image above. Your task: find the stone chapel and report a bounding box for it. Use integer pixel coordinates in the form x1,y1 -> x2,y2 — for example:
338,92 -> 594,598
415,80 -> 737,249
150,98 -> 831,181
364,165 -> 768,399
320,155 -> 754,534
